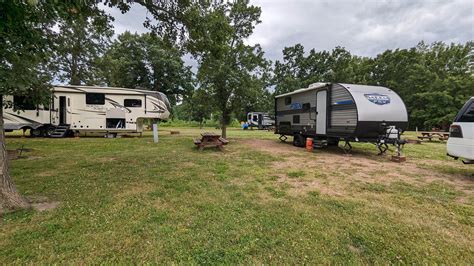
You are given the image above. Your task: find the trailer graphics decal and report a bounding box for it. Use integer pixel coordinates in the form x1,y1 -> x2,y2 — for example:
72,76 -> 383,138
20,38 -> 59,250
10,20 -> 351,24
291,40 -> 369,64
364,93 -> 391,105
334,100 -> 354,105
290,103 -> 302,110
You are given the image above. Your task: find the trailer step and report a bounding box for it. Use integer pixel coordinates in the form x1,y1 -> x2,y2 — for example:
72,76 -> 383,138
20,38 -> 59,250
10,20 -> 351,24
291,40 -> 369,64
50,124 -> 71,138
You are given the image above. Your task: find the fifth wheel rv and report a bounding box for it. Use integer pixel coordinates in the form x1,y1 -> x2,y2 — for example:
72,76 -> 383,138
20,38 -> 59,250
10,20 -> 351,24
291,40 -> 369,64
275,83 -> 408,154
3,85 -> 171,137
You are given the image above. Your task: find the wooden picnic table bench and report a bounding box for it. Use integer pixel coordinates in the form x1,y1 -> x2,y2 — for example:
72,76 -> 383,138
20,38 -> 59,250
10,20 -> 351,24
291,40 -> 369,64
194,132 -> 229,151
418,131 -> 450,141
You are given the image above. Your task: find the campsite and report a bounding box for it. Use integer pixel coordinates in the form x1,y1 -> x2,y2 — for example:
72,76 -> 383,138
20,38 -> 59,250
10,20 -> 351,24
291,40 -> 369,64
1,0 -> 473,264
0,127 -> 472,263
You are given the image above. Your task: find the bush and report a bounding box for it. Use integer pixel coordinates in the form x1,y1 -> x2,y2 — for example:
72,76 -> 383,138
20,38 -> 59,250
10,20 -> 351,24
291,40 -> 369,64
159,118 -> 243,128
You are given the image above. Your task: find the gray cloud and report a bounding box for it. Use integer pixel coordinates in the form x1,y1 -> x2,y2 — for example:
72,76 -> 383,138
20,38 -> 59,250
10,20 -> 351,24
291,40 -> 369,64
104,0 -> 473,63
248,0 -> 473,61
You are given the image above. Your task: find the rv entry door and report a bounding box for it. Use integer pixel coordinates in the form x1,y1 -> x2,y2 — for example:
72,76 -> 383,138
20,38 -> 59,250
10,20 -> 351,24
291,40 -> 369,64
59,96 -> 67,125
316,90 -> 327,134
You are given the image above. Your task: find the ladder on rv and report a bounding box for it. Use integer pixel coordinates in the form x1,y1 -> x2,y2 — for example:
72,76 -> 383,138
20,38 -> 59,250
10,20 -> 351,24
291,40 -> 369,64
50,124 -> 70,138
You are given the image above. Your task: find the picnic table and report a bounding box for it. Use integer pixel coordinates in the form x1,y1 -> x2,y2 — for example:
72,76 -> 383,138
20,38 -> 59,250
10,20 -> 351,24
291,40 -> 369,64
418,131 -> 450,141
194,132 -> 229,151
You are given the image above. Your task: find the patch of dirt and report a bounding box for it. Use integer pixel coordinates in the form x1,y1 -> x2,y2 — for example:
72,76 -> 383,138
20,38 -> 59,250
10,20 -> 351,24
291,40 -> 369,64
242,139 -> 303,155
240,139 -> 473,199
28,196 -> 59,212
32,201 -> 59,212
96,157 -> 118,163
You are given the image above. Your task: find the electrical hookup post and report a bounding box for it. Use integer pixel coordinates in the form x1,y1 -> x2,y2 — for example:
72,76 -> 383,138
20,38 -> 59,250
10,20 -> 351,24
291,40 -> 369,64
153,122 -> 159,143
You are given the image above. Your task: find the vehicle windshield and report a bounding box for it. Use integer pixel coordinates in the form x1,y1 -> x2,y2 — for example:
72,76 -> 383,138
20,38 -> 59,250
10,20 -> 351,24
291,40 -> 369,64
455,99 -> 474,122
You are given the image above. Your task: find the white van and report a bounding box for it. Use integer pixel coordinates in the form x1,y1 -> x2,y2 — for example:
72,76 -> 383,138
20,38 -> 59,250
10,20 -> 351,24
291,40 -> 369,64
447,97 -> 474,164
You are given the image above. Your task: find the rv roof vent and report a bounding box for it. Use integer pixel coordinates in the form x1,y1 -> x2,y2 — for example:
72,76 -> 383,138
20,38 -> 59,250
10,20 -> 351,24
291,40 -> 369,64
308,82 -> 327,89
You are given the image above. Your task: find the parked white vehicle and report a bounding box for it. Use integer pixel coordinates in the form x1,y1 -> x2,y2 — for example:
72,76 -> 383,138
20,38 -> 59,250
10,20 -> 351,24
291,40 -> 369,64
447,97 -> 474,164
3,85 -> 171,137
247,112 -> 274,129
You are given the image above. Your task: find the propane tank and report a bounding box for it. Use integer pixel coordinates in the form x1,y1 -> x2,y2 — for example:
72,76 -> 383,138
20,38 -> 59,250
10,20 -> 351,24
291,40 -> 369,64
386,126 -> 399,139
306,137 -> 313,152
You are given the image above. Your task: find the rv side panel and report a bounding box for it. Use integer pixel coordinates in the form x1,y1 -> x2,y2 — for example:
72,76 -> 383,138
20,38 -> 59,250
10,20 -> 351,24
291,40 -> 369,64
275,89 -> 317,135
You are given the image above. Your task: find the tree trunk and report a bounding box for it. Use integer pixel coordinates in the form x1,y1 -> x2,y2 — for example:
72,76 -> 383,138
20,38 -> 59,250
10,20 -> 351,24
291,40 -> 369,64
221,110 -> 230,139
0,96 -> 30,214
70,56 -> 80,85
221,124 -> 227,139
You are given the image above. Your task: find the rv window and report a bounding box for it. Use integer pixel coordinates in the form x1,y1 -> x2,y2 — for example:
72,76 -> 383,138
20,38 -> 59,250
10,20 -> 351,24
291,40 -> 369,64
302,103 -> 310,111
86,93 -> 105,105
285,97 -> 292,105
248,114 -> 252,120
68,98 -> 71,107
457,102 -> 474,122
253,115 -> 258,121
13,96 -> 36,110
124,99 -> 142,107
293,115 -> 300,124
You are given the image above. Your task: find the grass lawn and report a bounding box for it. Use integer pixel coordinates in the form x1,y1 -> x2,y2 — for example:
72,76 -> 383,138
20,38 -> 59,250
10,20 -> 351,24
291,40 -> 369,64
1,127 -> 473,263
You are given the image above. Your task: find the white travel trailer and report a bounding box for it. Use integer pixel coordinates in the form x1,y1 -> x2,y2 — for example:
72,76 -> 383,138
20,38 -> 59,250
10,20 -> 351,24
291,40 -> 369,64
246,112 -> 275,129
275,83 -> 408,153
3,85 -> 171,137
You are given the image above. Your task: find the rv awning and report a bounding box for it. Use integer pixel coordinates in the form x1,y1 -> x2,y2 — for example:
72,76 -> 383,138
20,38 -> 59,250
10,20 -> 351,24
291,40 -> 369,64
275,82 -> 328,98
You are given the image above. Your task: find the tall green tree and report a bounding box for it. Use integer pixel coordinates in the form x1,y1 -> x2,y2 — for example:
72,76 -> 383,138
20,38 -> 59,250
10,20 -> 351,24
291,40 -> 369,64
0,0 -> 207,212
102,32 -> 194,105
54,6 -> 114,85
174,88 -> 214,126
368,41 -> 473,129
185,0 -> 270,138
273,44 -> 360,95
0,1 -> 91,212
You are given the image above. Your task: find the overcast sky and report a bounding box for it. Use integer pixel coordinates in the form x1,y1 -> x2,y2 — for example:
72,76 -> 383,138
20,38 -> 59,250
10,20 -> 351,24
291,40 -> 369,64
105,0 -> 473,63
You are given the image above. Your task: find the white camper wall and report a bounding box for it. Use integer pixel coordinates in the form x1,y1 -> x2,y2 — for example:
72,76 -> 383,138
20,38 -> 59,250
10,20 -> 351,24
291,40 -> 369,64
275,89 -> 317,127
2,95 -> 51,130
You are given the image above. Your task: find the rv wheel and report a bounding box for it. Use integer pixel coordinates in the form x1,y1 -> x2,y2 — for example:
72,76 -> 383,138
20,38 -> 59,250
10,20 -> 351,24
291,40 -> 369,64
45,126 -> 56,137
30,128 -> 42,138
327,138 -> 340,146
293,134 -> 306,147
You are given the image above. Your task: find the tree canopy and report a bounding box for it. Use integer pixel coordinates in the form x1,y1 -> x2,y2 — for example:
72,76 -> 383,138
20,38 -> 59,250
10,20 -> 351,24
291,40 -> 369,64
182,0 -> 271,137
272,41 -> 474,130
54,6 -> 114,85
101,32 -> 194,105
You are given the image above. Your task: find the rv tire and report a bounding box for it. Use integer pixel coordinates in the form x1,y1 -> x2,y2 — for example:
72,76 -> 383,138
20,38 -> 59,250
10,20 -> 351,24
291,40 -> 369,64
327,138 -> 340,146
44,126 -> 56,137
293,134 -> 306,147
30,128 -> 42,138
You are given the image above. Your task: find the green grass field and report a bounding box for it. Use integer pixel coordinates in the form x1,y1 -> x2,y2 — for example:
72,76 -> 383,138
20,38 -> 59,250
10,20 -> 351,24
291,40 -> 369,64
1,127 -> 473,263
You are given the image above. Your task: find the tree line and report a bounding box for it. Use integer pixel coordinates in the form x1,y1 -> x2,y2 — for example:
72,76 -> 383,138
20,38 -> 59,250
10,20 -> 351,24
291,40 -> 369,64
0,1 -> 472,212
44,6 -> 474,131
273,42 -> 473,130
